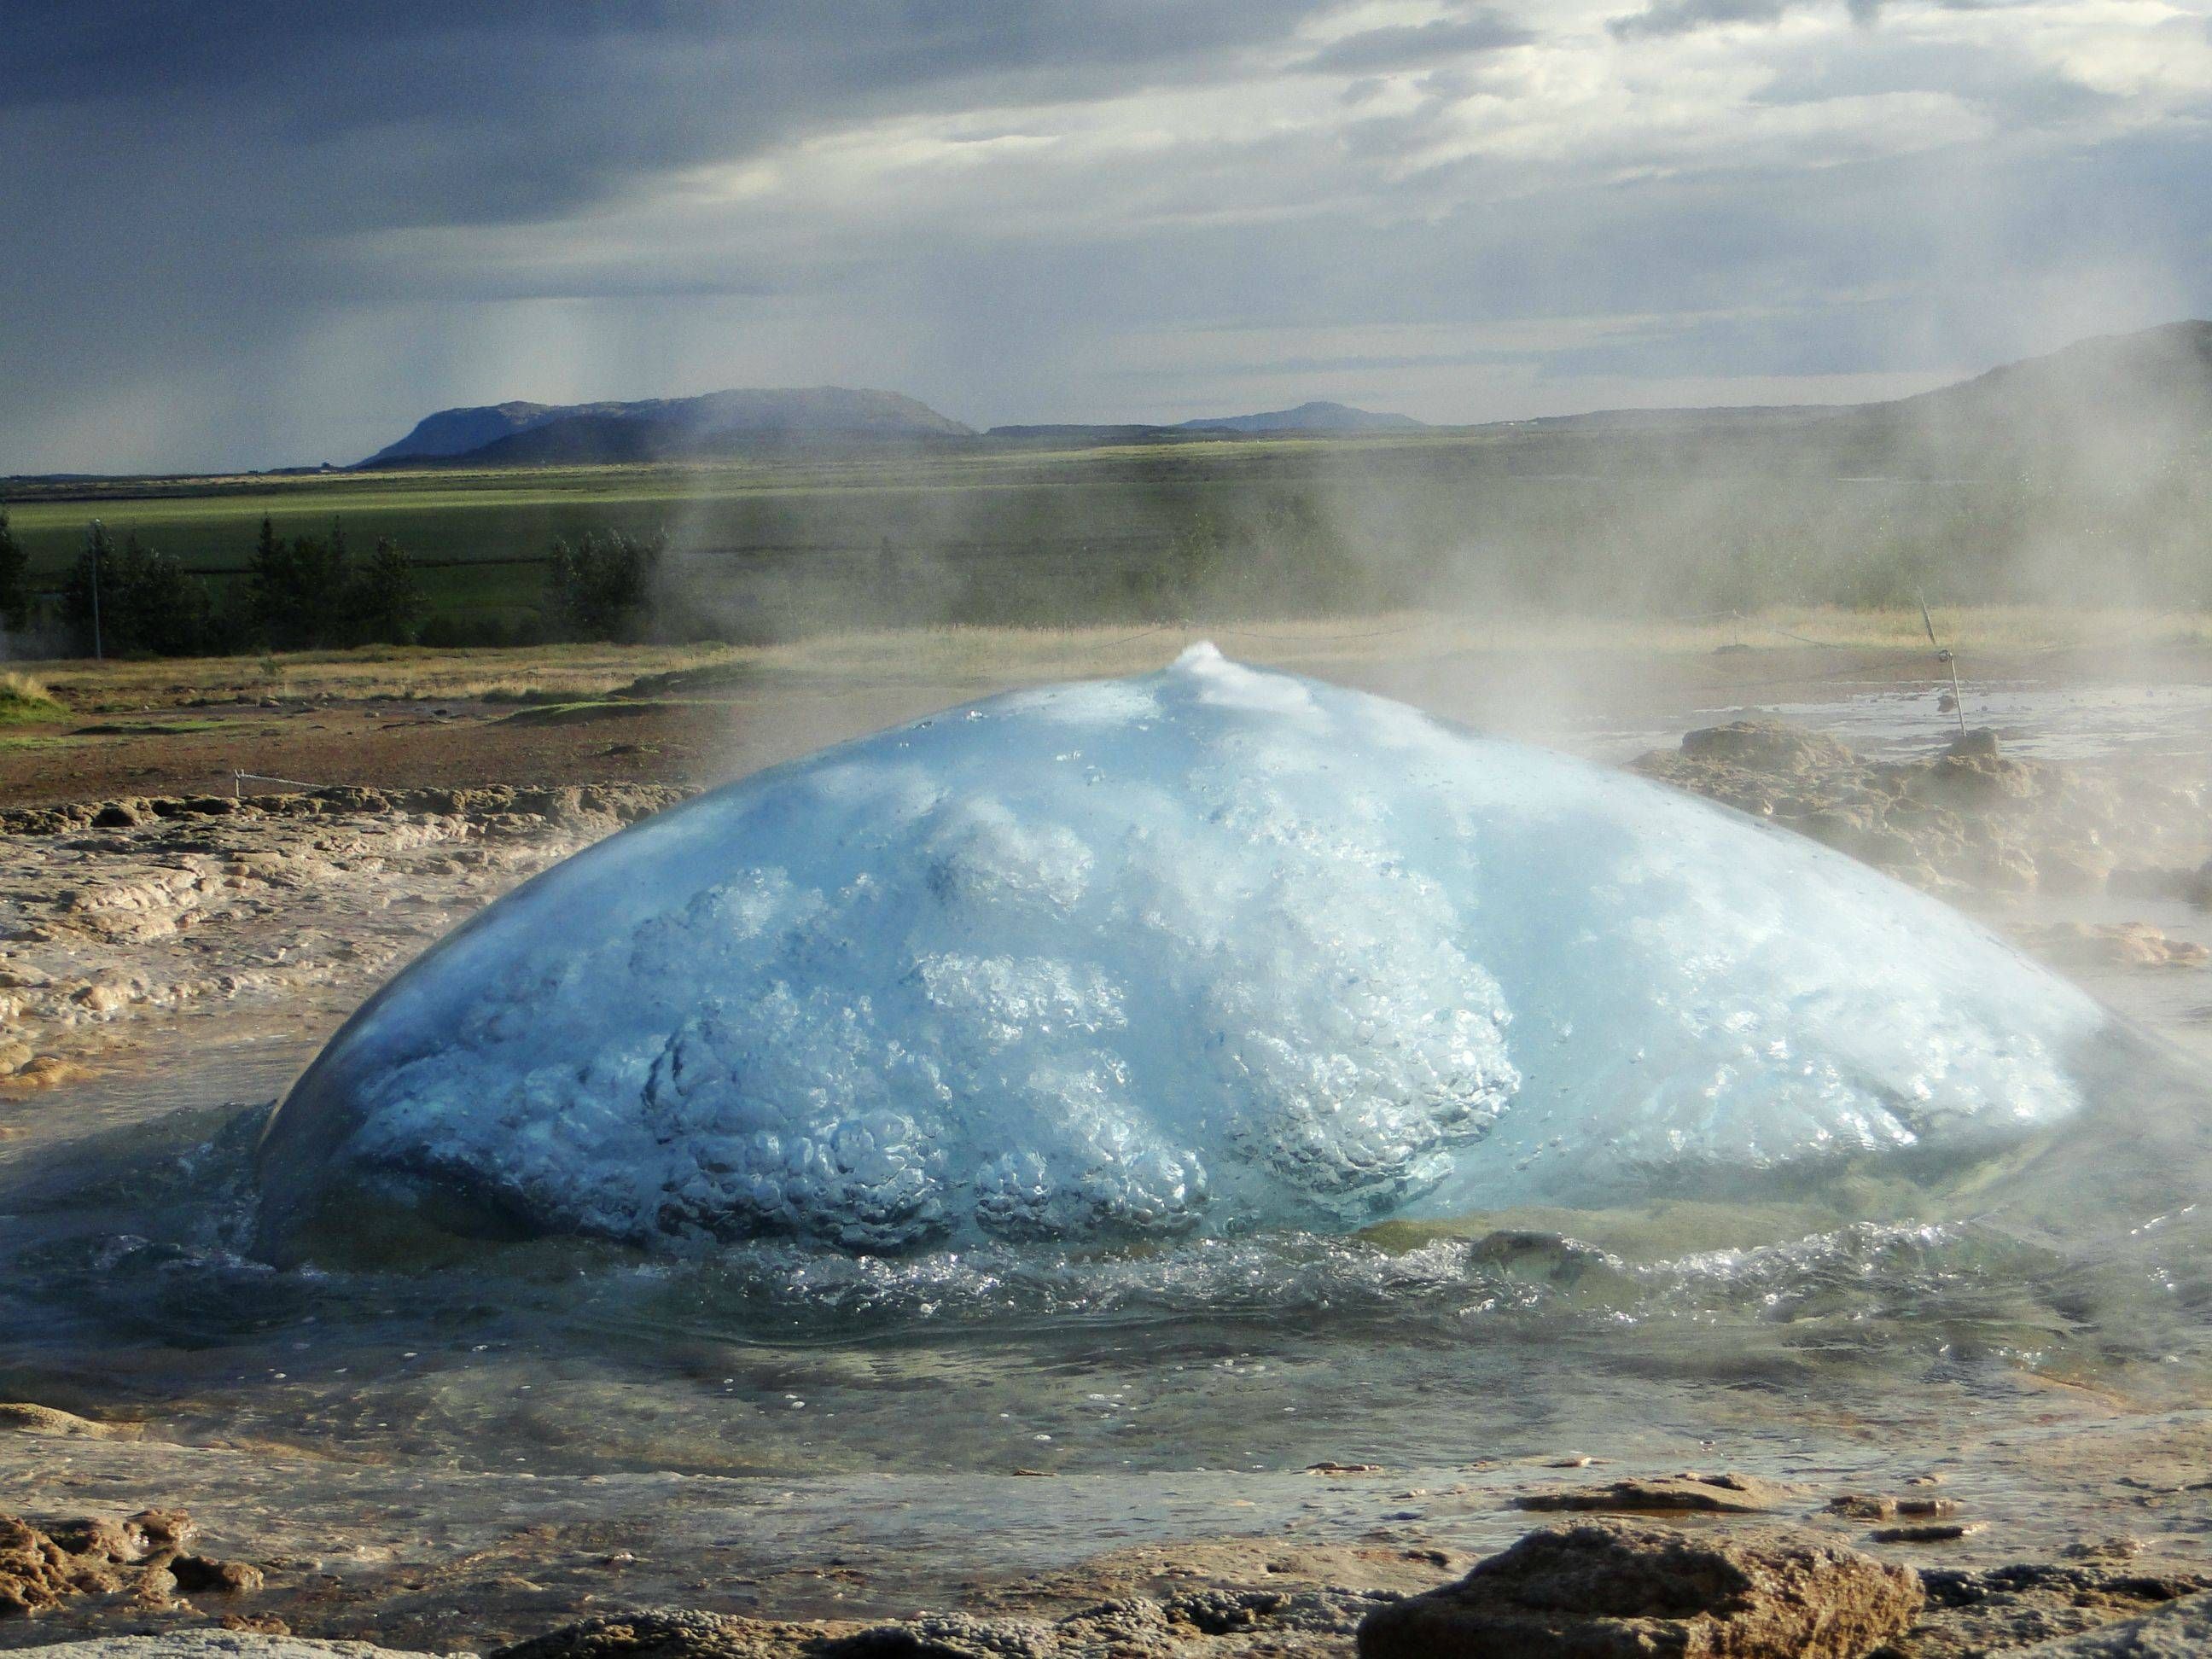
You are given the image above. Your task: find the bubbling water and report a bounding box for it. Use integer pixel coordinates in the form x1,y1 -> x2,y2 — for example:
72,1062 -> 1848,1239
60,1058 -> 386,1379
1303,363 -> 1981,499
256,645 -> 2106,1259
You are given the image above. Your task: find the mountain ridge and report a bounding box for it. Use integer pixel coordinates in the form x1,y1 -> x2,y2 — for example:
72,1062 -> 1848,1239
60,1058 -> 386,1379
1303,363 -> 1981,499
359,321 -> 2212,468
363,387 -> 975,468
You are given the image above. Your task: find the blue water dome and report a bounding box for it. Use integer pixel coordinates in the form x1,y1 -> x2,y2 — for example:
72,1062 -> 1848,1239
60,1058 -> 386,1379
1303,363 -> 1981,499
256,645 -> 2104,1255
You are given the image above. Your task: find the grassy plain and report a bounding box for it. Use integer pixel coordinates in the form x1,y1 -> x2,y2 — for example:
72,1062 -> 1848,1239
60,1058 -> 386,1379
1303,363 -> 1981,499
8,410 -> 2208,641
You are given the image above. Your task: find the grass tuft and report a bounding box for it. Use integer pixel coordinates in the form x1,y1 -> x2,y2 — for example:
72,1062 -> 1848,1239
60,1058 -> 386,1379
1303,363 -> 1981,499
0,671 -> 65,725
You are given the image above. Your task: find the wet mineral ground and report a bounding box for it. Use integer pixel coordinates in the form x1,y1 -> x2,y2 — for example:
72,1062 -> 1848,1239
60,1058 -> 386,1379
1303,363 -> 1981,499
7,663 -> 2212,1658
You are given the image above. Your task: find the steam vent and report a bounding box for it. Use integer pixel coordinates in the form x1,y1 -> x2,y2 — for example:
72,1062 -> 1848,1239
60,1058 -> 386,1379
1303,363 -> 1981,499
256,645 -> 2104,1255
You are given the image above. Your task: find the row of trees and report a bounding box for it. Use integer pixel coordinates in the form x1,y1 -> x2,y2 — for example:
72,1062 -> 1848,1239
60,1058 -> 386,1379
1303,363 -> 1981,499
47,519 -> 429,658
242,518 -> 428,649
0,509 -> 29,632
0,510 -> 661,658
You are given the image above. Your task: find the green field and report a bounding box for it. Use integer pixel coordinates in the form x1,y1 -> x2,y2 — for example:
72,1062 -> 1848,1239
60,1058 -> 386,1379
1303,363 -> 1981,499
8,416 -> 2209,639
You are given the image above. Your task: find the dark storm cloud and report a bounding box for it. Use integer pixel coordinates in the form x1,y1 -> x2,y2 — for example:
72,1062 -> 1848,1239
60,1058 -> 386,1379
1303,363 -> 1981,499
1297,10 -> 1534,74
1609,0 -> 1875,38
2,1 -> 1340,232
2,0 -> 2207,472
1609,0 -> 2012,39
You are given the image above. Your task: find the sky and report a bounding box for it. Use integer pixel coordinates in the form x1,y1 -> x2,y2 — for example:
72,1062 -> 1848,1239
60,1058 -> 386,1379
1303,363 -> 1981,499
4,0 -> 2210,473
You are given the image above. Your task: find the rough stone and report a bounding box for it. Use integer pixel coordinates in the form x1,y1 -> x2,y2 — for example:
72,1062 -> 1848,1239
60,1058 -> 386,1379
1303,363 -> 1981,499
1357,1521 -> 1921,1658
1680,723 -> 1857,776
1635,719 -> 2211,899
1514,1471 -> 1798,1515
9,1638 -> 461,1659
1885,1561 -> 2212,1656
169,1553 -> 267,1595
0,1508 -> 231,1619
2026,923 -> 2210,971
1870,1522 -> 1982,1545
2007,1592 -> 2212,1654
487,1587 -> 1393,1659
0,1401 -> 127,1438
490,1610 -> 830,1659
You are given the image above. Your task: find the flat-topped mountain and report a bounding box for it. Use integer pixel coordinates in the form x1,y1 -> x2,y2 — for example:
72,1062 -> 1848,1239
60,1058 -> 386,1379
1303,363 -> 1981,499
363,387 -> 975,467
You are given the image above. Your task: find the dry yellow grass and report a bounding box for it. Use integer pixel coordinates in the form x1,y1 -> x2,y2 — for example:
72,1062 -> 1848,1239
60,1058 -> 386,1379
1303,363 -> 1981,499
0,670 -> 64,724
10,605 -> 2209,712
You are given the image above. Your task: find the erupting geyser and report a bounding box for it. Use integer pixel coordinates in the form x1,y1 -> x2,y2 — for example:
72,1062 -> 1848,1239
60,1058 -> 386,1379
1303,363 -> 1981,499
256,645 -> 2105,1256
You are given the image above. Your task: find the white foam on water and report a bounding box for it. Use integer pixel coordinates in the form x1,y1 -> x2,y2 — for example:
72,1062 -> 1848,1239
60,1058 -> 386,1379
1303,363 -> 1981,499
259,647 -> 2105,1252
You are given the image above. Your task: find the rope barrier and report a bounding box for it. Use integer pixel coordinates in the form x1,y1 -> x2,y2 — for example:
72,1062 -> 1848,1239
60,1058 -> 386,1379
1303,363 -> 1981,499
231,769 -> 350,797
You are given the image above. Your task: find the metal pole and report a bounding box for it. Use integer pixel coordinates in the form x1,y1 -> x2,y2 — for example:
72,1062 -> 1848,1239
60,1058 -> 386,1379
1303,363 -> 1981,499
1917,591 -> 1965,741
88,519 -> 103,661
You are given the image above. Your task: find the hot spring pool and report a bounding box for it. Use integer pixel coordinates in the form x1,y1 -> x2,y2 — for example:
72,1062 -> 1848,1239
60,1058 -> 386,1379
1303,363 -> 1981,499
256,645 -> 2109,1260
6,653 -> 2212,1640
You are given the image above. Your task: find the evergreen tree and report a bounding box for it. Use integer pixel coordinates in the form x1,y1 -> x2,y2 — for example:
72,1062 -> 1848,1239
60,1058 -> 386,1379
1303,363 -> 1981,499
62,521 -> 119,656
62,523 -> 213,656
246,515 -> 300,645
0,507 -> 28,632
349,537 -> 427,644
543,528 -> 664,641
113,534 -> 213,656
247,515 -> 355,648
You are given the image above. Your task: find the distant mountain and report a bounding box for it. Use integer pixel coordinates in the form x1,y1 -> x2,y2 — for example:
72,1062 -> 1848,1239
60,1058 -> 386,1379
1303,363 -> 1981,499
356,324 -> 2209,472
1174,400 -> 1427,433
1500,323 -> 2212,450
362,387 -> 975,467
983,400 -> 1428,444
1895,319 -> 2212,418
982,424 -> 1228,445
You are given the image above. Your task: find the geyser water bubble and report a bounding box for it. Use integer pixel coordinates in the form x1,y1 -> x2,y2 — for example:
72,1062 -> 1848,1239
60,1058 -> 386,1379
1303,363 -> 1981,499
256,644 -> 2106,1257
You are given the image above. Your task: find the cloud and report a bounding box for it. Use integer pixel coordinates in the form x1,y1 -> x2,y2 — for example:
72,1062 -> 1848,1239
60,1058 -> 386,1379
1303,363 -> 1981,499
1607,0 -> 2013,40
0,0 -> 2208,470
1298,9 -> 1535,73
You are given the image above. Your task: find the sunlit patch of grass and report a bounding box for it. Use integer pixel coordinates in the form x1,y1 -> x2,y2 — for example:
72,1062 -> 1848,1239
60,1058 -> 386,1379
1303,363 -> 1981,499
3,606 -> 2208,717
0,672 -> 65,725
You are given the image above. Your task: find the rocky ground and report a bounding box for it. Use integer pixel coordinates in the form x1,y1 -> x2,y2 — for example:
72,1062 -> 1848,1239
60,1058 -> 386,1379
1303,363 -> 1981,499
1633,720 -> 2212,904
0,784 -> 687,1102
7,1483 -> 2212,1657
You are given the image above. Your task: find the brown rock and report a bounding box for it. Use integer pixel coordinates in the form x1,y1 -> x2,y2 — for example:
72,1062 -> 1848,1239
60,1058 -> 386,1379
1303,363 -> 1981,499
2038,845 -> 2116,895
1827,1493 -> 1960,1522
0,1403 -> 120,1439
1679,722 -> 1856,777
0,1508 -> 193,1616
1899,1498 -> 1961,1518
1357,1520 -> 1922,1658
1828,1495 -> 1896,1521
168,1552 -> 266,1594
0,1513 -> 78,1617
2029,922 -> 2210,971
1908,1559 -> 2212,1653
490,1609 -> 835,1659
1871,1522 -> 1983,1544
0,1056 -> 92,1091
1516,1471 -> 1797,1515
